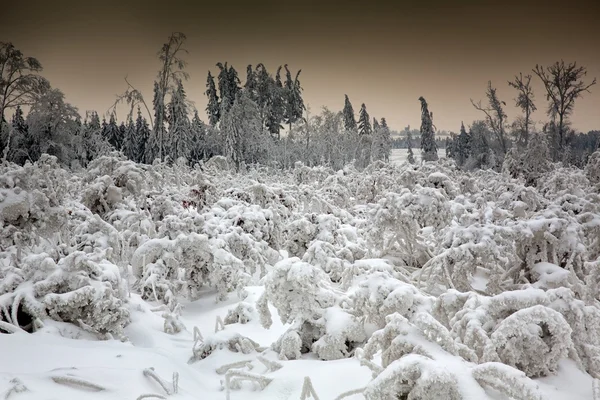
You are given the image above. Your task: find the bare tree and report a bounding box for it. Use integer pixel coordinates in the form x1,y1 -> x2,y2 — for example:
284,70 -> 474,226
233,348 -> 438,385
533,60 -> 596,154
1,42 -> 50,160
108,76 -> 154,131
508,73 -> 536,146
471,81 -> 508,156
110,33 -> 188,161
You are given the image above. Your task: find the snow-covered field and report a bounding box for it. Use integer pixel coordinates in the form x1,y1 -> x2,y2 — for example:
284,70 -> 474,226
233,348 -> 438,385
1,152 -> 600,400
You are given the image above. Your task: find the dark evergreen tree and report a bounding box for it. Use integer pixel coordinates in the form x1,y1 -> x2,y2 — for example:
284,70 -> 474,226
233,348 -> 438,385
205,71 -> 220,126
455,121 -> 471,167
152,79 -> 167,160
265,66 -> 285,138
134,107 -> 150,163
343,95 -> 357,132
8,105 -> 29,164
419,96 -> 438,161
103,113 -> 122,151
283,65 -> 305,131
407,130 -> 415,164
358,103 -> 372,136
122,116 -> 136,161
190,110 -> 206,164
118,121 -> 126,151
146,82 -> 163,163
244,64 -> 258,103
380,117 -> 392,162
167,79 -> 191,163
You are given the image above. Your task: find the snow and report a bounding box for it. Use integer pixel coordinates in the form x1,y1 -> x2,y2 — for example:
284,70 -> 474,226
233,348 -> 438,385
2,152 -> 599,400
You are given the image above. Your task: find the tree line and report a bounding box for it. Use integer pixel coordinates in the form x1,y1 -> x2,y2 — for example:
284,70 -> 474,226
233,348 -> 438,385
1,35 -> 597,177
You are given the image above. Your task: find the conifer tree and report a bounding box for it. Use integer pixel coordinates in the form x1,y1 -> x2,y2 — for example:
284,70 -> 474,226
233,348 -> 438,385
167,79 -> 191,163
343,94 -> 357,132
265,66 -> 285,138
103,113 -> 122,151
146,82 -> 163,163
245,64 -> 258,103
407,130 -> 415,164
358,103 -> 372,136
134,107 -> 150,163
221,91 -> 262,171
190,110 -> 206,164
8,105 -> 29,164
122,115 -> 136,161
283,65 -> 305,131
380,117 -> 392,162
455,121 -> 471,167
205,71 -> 220,126
419,96 -> 438,161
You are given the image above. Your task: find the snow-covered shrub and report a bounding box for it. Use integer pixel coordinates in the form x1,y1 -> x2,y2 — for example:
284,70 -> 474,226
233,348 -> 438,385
258,258 -> 365,360
351,271 -> 432,329
585,149 -> 600,184
1,250 -> 129,337
433,287 -> 600,378
224,302 -> 256,325
189,331 -> 262,363
81,175 -> 123,215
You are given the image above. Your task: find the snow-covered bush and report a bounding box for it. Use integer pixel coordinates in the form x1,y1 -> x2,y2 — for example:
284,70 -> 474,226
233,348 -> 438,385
258,258 -> 365,360
1,250 -> 129,337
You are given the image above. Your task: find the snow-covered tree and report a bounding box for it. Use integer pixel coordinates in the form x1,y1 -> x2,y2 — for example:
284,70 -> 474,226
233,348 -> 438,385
343,94 -> 357,132
167,79 -> 192,163
419,96 -> 438,162
205,71 -> 220,126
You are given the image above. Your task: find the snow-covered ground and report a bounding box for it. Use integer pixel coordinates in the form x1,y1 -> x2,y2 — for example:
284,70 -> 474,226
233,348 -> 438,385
1,153 -> 600,400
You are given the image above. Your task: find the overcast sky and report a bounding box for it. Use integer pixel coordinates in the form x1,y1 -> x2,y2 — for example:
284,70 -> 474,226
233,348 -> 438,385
1,0 -> 599,132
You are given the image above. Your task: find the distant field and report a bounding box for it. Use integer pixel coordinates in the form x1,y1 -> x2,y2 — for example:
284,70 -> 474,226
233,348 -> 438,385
390,148 -> 445,164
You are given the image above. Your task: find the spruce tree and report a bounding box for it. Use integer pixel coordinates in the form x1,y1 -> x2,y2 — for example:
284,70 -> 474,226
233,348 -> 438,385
146,82 -> 163,163
283,65 -> 305,131
103,113 -> 122,151
407,130 -> 415,164
342,94 -> 357,132
221,91 -> 262,171
265,66 -> 285,138
380,117 -> 392,162
205,71 -> 220,126
122,116 -> 136,161
134,107 -> 150,163
358,103 -> 372,136
371,117 -> 384,162
244,64 -> 258,103
456,121 -> 471,167
190,110 -> 206,164
167,79 -> 191,163
418,96 -> 438,161
118,122 -> 126,151
9,105 -> 29,164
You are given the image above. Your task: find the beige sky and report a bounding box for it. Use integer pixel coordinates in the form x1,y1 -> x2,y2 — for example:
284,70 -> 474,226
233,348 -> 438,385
1,0 -> 599,132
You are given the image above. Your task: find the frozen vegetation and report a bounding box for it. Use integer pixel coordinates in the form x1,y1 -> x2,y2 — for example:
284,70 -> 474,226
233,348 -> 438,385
1,149 -> 600,399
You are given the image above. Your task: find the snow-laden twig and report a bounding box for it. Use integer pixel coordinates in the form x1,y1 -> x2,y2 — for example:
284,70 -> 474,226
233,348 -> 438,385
143,368 -> 174,396
0,321 -> 27,334
257,355 -> 283,372
3,378 -> 28,399
300,376 -> 321,400
224,370 -> 272,400
216,360 -> 253,375
50,375 -> 106,392
215,315 -> 225,333
136,394 -> 167,400
334,387 -> 365,400
193,325 -> 203,346
593,379 -> 600,400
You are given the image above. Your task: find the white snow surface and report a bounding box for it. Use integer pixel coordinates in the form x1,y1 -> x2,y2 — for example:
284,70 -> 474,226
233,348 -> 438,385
2,152 -> 600,400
